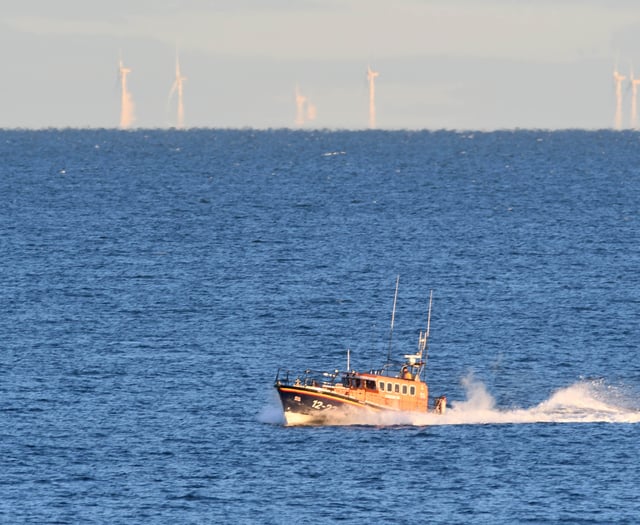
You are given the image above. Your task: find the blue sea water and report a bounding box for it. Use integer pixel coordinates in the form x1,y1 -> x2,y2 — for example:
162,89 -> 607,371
1,128 -> 640,524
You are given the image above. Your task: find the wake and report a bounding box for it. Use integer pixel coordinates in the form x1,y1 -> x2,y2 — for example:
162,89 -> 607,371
415,376 -> 640,426
260,376 -> 640,427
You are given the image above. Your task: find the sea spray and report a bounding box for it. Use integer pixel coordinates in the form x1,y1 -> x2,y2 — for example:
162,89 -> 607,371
425,378 -> 640,426
258,389 -> 286,425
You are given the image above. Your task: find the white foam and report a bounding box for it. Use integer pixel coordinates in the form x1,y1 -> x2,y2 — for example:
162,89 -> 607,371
412,376 -> 640,426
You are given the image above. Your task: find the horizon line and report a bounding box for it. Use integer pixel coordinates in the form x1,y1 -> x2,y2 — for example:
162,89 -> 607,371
0,125 -> 628,133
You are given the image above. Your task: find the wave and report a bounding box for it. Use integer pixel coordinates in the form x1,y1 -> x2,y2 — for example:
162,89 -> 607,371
260,375 -> 640,427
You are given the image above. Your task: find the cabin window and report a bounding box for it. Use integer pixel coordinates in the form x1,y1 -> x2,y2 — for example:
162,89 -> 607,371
386,383 -> 392,392
402,385 -> 407,395
365,380 -> 376,390
410,386 -> 416,396
394,384 -> 400,393
379,381 -> 385,391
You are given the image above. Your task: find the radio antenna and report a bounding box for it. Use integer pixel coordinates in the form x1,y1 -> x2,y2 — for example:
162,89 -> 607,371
426,290 -> 433,337
424,290 -> 433,364
386,275 -> 400,365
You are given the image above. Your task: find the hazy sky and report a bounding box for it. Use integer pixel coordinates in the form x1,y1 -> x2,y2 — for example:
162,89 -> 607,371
3,0 -> 640,129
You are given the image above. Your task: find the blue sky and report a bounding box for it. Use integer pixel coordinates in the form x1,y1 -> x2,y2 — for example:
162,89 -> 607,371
2,0 -> 640,129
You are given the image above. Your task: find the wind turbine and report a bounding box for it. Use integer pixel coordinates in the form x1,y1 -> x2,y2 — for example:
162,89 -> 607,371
630,66 -> 640,129
294,85 -> 317,127
118,58 -> 135,129
295,84 -> 318,128
168,52 -> 187,129
367,65 -> 379,129
613,66 -> 626,130
295,84 -> 307,127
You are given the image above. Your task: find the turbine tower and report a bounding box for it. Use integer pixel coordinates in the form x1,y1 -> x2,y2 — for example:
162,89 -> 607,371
306,101 -> 317,122
613,67 -> 626,130
295,84 -> 307,127
367,65 -> 379,129
169,52 -> 187,129
630,67 -> 640,129
118,58 -> 135,129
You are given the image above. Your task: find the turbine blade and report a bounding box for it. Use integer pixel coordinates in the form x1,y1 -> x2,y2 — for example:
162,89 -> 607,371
168,81 -> 178,101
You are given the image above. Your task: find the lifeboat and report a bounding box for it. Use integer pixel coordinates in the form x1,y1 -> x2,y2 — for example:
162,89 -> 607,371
274,282 -> 446,426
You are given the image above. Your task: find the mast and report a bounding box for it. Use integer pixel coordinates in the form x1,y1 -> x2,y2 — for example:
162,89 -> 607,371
386,275 -> 400,365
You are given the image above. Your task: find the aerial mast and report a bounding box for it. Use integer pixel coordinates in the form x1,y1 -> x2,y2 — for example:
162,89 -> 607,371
423,290 -> 433,358
413,290 -> 433,379
386,275 -> 400,365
